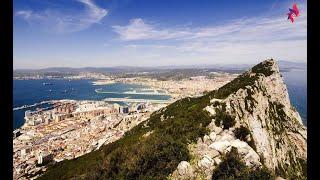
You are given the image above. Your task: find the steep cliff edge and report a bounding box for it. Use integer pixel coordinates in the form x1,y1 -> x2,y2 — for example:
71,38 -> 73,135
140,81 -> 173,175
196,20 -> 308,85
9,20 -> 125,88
39,59 -> 306,180
224,59 -> 307,178
171,59 -> 307,179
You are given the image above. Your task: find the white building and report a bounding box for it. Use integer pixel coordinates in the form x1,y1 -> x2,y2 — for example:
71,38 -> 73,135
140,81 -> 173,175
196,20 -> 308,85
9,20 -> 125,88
20,146 -> 31,156
37,151 -> 52,165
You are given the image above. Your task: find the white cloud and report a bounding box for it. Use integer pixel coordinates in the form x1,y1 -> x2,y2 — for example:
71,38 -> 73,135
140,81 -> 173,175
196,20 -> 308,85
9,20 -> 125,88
77,0 -> 108,24
112,18 -> 191,40
111,9 -> 306,64
15,0 -> 108,33
113,14 -> 306,42
15,10 -> 33,19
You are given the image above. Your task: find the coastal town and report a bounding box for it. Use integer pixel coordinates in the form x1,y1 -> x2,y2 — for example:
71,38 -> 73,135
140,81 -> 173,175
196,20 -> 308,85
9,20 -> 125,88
13,99 -> 167,179
13,72 -> 237,179
93,72 -> 238,99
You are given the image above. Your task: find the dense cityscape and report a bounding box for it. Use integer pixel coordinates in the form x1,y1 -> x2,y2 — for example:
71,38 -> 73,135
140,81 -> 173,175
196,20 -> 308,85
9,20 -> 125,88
13,99 -> 168,179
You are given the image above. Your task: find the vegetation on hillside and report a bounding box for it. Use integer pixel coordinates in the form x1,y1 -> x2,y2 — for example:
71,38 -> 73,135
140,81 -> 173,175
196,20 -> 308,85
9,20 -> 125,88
234,126 -> 250,141
211,147 -> 274,180
251,60 -> 275,76
275,153 -> 307,180
213,72 -> 259,99
214,109 -> 236,130
234,125 -> 257,151
214,60 -> 275,99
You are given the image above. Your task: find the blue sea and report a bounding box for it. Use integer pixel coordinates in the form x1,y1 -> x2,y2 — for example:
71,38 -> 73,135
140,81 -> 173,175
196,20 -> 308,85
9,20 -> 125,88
281,69 -> 307,125
13,70 -> 307,129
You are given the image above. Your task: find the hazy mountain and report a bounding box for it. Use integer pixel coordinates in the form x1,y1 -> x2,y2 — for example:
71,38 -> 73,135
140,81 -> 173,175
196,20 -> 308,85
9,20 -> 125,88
14,60 -> 306,78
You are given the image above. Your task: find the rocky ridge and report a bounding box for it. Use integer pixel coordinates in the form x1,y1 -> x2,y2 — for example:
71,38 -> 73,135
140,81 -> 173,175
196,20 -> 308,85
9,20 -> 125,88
39,59 -> 307,180
170,59 -> 307,180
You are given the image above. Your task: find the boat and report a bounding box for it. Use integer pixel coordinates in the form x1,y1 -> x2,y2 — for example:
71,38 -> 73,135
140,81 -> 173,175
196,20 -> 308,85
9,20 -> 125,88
43,82 -> 53,86
95,88 -> 103,93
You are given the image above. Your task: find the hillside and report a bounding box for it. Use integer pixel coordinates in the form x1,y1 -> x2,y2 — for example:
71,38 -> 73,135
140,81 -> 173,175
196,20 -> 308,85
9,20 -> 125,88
38,59 -> 307,180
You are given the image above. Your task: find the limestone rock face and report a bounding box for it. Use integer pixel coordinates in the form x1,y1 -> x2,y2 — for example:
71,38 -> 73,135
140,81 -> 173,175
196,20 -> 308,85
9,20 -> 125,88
177,161 -> 193,176
223,60 -> 307,179
209,141 -> 231,153
207,121 -> 223,134
169,59 -> 307,180
216,131 -> 235,142
198,155 -> 215,169
171,161 -> 195,180
227,139 -> 261,167
209,132 -> 216,141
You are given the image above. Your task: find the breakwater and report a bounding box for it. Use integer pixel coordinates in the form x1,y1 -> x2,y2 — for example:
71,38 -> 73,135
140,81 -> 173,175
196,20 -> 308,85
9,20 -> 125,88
13,101 -> 52,111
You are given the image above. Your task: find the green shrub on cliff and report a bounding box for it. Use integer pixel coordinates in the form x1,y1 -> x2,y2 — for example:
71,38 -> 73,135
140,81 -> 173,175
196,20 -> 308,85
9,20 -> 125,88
212,147 -> 274,180
234,126 -> 250,141
214,108 -> 236,129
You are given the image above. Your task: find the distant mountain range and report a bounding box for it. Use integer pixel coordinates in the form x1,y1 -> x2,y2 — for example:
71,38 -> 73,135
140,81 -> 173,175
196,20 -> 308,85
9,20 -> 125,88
14,60 -> 306,74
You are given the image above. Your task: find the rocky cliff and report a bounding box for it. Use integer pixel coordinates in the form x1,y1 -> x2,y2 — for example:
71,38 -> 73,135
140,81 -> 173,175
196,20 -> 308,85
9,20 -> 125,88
39,59 -> 307,180
171,59 -> 307,179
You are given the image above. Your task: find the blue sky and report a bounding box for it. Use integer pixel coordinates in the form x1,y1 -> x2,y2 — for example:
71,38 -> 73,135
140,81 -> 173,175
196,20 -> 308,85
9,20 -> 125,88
13,0 -> 307,69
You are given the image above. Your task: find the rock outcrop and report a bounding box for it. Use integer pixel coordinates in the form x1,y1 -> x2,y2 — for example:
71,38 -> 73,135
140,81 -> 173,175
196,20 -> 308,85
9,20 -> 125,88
170,59 -> 307,180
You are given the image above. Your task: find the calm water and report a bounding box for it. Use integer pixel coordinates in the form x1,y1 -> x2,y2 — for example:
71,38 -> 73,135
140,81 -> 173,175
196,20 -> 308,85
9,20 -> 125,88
13,80 -> 171,129
13,71 -> 307,129
281,69 -> 307,125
